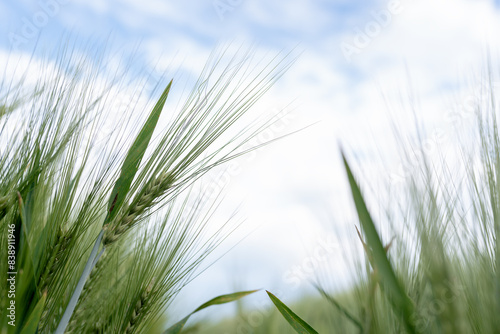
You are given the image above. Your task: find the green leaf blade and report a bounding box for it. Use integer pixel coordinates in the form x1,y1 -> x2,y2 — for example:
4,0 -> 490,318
20,291 -> 47,334
163,290 -> 258,334
106,80 -> 173,223
341,149 -> 416,334
267,291 -> 319,334
54,230 -> 105,334
193,289 -> 258,312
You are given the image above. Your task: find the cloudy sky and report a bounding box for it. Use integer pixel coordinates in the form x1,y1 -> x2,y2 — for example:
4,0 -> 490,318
2,0 -> 500,325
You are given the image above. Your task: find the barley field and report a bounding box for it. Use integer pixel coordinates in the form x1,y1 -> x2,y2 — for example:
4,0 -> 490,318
2,1 -> 500,334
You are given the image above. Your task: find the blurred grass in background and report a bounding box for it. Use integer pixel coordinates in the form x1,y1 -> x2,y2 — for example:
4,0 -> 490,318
202,65 -> 500,334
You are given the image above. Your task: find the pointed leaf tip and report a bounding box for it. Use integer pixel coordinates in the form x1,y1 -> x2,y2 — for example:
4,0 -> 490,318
105,80 -> 173,224
20,291 -> 47,334
267,291 -> 319,334
163,289 -> 258,334
342,154 -> 416,334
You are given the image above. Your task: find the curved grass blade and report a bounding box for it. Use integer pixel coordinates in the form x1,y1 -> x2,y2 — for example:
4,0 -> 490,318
20,291 -> 47,334
163,290 -> 259,334
341,149 -> 416,334
106,80 -> 173,223
266,291 -> 319,334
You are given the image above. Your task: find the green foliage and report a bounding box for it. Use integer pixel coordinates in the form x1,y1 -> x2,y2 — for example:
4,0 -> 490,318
105,80 -> 172,226
201,294 -> 343,333
20,291 -> 46,334
341,151 -> 416,334
267,291 -> 319,334
164,290 -> 259,334
0,46 -> 290,333
204,70 -> 500,334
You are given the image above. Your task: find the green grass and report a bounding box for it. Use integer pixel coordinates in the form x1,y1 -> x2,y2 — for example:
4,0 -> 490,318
0,46 -> 291,334
3,43 -> 500,334
204,70 -> 500,334
321,72 -> 500,333
200,294 -> 340,334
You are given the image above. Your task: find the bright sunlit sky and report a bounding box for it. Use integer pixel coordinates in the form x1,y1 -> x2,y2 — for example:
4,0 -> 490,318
2,0 -> 500,325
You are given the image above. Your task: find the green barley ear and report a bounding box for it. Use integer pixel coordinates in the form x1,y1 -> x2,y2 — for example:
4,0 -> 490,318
1,42 -> 294,334
56,81 -> 173,333
122,279 -> 155,334
103,170 -> 174,246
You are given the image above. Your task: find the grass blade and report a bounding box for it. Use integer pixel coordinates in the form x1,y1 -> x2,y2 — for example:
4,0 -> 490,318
266,291 -> 319,334
54,230 -> 104,334
20,291 -> 47,334
163,290 -> 259,334
106,80 -> 173,223
341,149 -> 416,334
